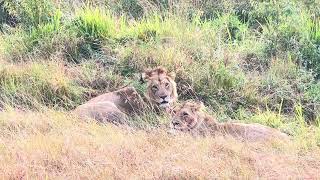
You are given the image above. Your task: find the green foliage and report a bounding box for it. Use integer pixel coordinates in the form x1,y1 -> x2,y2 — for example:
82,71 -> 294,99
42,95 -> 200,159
0,9 -> 70,60
0,0 -> 319,127
70,6 -> 127,60
0,28 -> 30,60
74,7 -> 117,42
258,1 -> 320,76
4,0 -> 56,29
245,110 -> 285,129
26,10 -> 62,51
302,17 -> 320,76
0,63 -> 85,109
0,1 -> 11,31
258,60 -> 319,120
115,0 -> 144,19
209,14 -> 249,43
75,60 -> 125,92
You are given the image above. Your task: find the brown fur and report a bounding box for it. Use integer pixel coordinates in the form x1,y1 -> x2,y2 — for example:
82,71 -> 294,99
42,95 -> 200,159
74,67 -> 178,123
142,67 -> 178,109
171,101 -> 289,142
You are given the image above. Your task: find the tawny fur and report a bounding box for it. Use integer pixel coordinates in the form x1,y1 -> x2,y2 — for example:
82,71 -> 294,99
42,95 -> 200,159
74,67 -> 178,123
171,101 -> 289,142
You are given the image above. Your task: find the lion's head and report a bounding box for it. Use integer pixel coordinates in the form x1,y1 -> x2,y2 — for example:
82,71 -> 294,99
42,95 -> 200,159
171,101 -> 290,142
142,67 -> 178,109
170,101 -> 214,131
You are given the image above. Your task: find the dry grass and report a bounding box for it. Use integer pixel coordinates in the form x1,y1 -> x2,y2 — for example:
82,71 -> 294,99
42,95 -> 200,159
0,109 -> 319,179
1,1 -> 320,179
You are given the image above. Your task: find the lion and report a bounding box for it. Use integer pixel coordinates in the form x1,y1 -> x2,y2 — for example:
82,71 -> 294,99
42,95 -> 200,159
170,101 -> 289,142
73,67 -> 178,123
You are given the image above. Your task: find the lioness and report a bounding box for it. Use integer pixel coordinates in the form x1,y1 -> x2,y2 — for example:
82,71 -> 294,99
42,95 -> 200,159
170,101 -> 289,142
74,67 -> 178,123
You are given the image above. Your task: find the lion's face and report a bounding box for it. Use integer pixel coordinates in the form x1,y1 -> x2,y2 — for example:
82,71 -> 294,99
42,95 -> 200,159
171,101 -> 204,131
143,67 -> 178,108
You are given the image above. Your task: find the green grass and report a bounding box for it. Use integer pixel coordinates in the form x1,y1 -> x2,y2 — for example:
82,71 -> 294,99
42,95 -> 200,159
0,0 -> 319,144
4,0 -> 56,29
0,61 -> 85,109
0,0 -> 320,178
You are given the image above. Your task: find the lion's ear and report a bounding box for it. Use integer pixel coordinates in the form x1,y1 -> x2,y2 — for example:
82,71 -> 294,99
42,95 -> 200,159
204,115 -> 217,124
192,101 -> 205,111
140,72 -> 147,83
167,72 -> 176,80
140,68 -> 153,83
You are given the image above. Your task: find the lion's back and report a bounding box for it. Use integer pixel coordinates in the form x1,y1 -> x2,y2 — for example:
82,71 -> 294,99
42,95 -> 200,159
223,123 -> 289,142
73,101 -> 127,124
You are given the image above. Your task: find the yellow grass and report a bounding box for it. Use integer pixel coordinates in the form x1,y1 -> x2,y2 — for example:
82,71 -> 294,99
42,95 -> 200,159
0,109 -> 319,179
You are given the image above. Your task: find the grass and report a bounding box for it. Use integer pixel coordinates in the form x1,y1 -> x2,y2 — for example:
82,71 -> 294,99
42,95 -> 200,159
0,110 -> 319,179
0,0 -> 320,178
0,61 -> 85,109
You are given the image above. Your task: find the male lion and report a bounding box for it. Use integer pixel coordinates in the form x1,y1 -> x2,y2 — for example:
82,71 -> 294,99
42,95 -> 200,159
170,101 -> 289,142
74,67 -> 178,123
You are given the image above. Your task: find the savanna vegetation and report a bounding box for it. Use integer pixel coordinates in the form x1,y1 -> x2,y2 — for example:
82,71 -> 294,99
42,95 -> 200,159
0,0 -> 320,179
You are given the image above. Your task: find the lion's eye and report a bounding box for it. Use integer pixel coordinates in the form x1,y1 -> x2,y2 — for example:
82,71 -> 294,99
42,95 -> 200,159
152,85 -> 158,91
165,82 -> 170,88
182,112 -> 189,116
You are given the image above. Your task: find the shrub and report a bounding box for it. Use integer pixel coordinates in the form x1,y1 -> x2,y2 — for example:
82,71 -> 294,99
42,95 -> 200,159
26,10 -> 63,52
1,8 -> 95,62
208,14 -> 249,43
108,0 -> 171,19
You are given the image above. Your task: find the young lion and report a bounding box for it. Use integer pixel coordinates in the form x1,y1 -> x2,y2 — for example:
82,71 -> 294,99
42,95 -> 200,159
74,67 -> 178,123
170,101 -> 289,142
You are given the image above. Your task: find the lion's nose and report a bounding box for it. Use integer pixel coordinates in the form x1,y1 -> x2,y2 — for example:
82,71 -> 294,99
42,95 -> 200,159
160,95 -> 167,100
172,122 -> 180,126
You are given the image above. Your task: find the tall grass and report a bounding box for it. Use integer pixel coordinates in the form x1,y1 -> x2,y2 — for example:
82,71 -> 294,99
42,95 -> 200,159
0,110 -> 319,179
0,0 -> 320,178
0,61 -> 85,109
0,1 -> 319,119
4,0 -> 56,29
